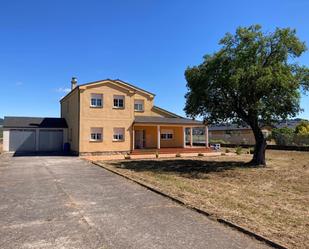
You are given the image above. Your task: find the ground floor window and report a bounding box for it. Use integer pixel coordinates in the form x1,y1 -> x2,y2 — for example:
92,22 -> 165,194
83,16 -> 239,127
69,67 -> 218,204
161,129 -> 173,140
113,127 -> 125,141
90,128 -> 103,141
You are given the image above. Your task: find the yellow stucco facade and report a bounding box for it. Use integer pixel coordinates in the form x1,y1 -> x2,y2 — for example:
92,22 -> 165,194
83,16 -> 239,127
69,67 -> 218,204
60,79 -> 206,154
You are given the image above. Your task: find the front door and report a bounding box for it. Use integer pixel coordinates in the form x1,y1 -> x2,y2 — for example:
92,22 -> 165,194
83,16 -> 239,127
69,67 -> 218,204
135,130 -> 145,149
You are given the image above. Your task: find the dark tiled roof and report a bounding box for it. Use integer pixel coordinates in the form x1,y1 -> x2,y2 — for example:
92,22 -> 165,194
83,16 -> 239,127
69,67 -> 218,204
3,117 -> 68,128
134,116 -> 203,125
209,124 -> 250,131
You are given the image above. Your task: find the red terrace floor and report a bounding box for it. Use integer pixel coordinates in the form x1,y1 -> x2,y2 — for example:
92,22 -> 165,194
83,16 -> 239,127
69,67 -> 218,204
131,147 -> 212,155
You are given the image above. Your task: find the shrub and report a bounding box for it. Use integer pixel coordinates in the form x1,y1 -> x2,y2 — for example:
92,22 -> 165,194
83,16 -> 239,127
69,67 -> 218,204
198,153 -> 204,156
248,147 -> 254,154
270,126 -> 309,146
124,154 -> 131,160
271,127 -> 294,146
221,152 -> 226,156
295,120 -> 309,135
176,153 -> 181,158
209,139 -> 228,144
155,151 -> 159,158
225,148 -> 230,153
235,147 -> 242,155
294,134 -> 309,146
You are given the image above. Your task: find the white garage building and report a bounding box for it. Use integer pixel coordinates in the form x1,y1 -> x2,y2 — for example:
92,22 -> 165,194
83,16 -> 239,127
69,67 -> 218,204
3,117 -> 68,153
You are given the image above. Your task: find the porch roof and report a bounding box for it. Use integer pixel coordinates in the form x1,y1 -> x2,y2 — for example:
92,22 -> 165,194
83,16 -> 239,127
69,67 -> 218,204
134,116 -> 204,126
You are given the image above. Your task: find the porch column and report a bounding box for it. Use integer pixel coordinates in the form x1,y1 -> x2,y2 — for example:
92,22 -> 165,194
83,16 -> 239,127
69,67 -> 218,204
205,125 -> 209,148
190,127 -> 193,147
157,125 -> 160,149
183,126 -> 186,148
132,126 -> 135,150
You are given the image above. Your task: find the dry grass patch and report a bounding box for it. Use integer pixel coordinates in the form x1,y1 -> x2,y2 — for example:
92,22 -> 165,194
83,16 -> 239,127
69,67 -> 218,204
98,150 -> 309,249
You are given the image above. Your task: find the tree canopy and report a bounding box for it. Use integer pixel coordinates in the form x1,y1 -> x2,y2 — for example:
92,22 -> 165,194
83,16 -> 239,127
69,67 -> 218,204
295,120 -> 309,135
184,25 -> 309,165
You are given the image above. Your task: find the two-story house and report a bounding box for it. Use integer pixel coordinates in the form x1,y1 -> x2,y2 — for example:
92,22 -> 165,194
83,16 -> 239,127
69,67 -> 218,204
3,78 -> 208,154
60,78 -> 208,155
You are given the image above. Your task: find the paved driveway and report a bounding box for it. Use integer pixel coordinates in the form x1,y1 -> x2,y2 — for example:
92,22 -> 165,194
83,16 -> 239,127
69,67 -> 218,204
0,155 -> 270,249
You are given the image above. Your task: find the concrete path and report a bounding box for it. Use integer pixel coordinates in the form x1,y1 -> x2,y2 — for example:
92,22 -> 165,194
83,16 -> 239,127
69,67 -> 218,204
0,155 -> 271,249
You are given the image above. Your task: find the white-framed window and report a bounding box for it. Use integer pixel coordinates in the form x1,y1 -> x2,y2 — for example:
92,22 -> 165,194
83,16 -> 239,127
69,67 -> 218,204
90,128 -> 103,141
113,127 -> 125,141
113,95 -> 124,108
161,129 -> 174,140
134,99 -> 144,111
90,93 -> 103,107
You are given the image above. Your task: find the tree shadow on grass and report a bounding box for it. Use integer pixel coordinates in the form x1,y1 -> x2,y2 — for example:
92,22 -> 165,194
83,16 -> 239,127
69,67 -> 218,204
109,159 -> 255,179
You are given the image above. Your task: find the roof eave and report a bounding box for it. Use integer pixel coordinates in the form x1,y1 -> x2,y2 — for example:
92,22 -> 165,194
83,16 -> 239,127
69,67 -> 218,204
152,106 -> 183,118
60,86 -> 79,102
77,79 -> 156,97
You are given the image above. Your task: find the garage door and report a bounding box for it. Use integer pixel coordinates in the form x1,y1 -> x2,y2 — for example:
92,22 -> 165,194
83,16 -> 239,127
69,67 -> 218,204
39,130 -> 63,151
9,129 -> 36,152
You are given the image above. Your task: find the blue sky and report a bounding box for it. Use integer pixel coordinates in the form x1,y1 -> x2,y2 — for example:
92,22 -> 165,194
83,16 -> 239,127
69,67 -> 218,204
0,0 -> 309,119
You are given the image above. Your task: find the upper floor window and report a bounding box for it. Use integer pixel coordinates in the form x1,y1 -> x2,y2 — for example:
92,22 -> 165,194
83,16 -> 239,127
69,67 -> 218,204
113,127 -> 125,141
161,129 -> 173,140
90,127 -> 103,141
134,99 -> 144,111
113,95 -> 124,108
90,93 -> 103,107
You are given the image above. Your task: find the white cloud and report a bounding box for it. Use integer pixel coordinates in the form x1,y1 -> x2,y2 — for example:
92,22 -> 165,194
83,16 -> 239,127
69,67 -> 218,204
56,87 -> 71,93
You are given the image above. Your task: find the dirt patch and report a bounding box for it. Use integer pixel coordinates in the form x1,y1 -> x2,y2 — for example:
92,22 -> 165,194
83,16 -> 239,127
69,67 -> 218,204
97,150 -> 309,249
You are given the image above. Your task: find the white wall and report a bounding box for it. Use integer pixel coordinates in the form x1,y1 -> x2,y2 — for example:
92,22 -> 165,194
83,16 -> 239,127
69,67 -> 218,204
3,129 -> 9,152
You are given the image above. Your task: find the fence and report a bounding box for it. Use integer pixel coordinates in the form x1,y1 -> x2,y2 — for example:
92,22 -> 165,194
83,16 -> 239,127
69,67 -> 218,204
220,143 -> 309,152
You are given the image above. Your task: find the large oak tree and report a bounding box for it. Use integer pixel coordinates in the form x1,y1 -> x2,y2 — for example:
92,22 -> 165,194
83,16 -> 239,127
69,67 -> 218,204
184,25 -> 309,165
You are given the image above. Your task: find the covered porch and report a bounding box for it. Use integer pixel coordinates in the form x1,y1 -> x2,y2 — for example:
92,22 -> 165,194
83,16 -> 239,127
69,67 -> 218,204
132,116 -> 209,152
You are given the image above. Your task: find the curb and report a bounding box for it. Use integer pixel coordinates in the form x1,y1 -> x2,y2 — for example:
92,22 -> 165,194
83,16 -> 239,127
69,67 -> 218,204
91,161 -> 288,249
217,219 -> 287,249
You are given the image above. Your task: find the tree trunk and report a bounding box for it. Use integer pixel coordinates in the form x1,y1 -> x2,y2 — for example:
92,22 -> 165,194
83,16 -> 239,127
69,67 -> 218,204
250,124 -> 267,166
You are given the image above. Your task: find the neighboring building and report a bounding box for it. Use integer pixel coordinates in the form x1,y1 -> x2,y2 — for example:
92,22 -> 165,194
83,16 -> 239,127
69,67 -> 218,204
3,78 -> 208,154
2,117 -> 68,152
0,118 -> 3,141
208,119 -> 306,145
